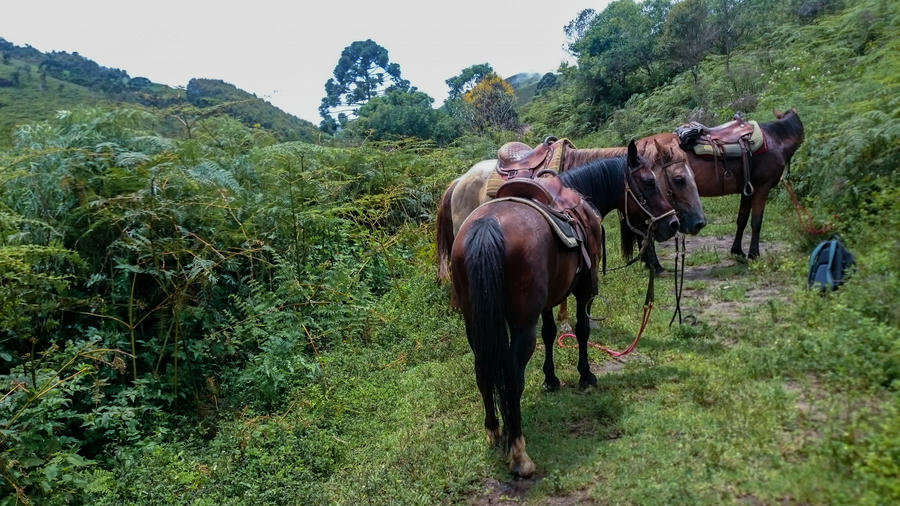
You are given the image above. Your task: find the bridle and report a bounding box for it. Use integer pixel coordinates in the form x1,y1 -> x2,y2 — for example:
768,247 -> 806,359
621,163 -> 677,238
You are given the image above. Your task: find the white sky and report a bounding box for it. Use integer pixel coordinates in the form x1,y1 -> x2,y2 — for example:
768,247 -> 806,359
1,0 -> 606,124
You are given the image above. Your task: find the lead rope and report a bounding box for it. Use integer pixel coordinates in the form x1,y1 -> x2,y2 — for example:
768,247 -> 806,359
558,235 -> 656,358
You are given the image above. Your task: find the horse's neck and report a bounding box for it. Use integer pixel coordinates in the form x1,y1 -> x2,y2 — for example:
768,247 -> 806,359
563,162 -> 624,217
565,148 -> 627,170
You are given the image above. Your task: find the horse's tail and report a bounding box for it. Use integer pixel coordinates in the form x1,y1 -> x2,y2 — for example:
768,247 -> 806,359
436,179 -> 459,283
463,216 -> 514,432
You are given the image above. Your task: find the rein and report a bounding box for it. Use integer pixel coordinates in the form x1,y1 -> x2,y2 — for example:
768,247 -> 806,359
668,234 -> 696,327
557,261 -> 655,358
781,164 -> 833,235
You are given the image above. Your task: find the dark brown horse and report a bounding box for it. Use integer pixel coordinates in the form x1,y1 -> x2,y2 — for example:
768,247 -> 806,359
450,142 -> 678,477
633,108 -> 805,267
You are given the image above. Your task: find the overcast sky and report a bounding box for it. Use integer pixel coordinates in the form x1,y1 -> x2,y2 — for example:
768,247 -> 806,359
2,0 -> 606,124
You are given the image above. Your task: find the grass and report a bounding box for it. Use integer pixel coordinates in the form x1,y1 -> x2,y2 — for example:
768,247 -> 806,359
91,184 -> 897,504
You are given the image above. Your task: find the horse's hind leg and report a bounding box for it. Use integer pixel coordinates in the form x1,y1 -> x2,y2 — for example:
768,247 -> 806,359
540,309 -> 560,391
747,186 -> 773,259
556,300 -> 571,333
504,324 -> 537,478
474,366 -> 501,446
731,193 -> 752,258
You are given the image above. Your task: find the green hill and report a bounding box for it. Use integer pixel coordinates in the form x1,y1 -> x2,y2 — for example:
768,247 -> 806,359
0,38 -> 323,146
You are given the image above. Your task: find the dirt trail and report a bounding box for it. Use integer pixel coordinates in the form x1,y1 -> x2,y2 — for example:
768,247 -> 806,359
653,234 -> 791,324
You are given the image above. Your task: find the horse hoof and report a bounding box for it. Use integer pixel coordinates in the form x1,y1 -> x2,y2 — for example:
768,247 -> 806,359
508,439 -> 535,478
730,249 -> 746,259
543,377 -> 561,392
510,457 -> 536,479
748,252 -> 760,260
579,373 -> 598,389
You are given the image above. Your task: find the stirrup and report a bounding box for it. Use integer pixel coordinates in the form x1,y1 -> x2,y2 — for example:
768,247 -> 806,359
743,181 -> 755,196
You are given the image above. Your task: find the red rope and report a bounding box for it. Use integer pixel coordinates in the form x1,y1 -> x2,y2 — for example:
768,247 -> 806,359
556,303 -> 653,358
782,179 -> 833,235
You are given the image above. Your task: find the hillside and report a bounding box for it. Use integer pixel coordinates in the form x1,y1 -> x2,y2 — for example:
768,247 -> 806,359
0,0 -> 897,503
0,38 -> 323,146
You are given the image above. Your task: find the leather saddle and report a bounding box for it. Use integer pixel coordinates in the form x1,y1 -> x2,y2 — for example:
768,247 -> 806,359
496,136 -> 576,178
675,115 -> 765,196
493,177 -> 601,273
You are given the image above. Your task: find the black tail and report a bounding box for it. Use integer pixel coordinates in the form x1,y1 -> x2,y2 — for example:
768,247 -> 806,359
463,217 -> 515,432
436,179 -> 459,283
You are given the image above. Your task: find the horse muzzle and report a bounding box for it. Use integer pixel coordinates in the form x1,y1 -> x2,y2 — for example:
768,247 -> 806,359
654,215 -> 680,241
680,213 -> 707,235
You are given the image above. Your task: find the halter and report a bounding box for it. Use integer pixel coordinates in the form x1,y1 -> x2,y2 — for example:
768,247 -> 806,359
621,164 -> 677,238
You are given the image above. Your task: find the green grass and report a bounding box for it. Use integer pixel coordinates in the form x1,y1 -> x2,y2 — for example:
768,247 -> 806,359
88,184 -> 897,504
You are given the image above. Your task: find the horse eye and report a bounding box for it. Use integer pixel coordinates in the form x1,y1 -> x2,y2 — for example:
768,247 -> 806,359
642,179 -> 656,189
673,176 -> 686,185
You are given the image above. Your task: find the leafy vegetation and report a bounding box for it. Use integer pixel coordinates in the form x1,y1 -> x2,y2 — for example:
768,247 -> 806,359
0,0 -> 897,503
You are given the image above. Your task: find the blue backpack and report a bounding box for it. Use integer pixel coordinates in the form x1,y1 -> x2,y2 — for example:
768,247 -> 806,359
807,235 -> 855,291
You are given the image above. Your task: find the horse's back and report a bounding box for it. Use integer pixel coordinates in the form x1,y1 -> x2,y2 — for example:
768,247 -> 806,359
450,159 -> 498,234
453,201 -> 579,322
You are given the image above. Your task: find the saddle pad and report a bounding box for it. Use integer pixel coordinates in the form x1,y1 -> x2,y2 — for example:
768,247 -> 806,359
478,196 -> 581,248
485,170 -> 505,198
692,121 -> 765,157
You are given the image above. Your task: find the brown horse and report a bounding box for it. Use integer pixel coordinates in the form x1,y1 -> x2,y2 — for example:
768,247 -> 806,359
450,142 -> 678,477
635,108 -> 805,265
436,139 -> 706,282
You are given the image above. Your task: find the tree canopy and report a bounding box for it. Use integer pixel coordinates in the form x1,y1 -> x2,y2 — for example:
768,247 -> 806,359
445,63 -> 494,100
319,39 -> 410,131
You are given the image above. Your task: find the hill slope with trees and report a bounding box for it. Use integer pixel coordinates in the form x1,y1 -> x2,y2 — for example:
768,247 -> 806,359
0,38 -> 322,147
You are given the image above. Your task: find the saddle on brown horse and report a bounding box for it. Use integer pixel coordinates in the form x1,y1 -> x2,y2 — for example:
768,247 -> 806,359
493,177 -> 602,274
676,115 -> 766,196
496,136 -> 577,178
487,137 -> 577,198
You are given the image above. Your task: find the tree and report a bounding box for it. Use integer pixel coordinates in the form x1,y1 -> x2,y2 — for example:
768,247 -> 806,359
319,39 -> 410,130
710,0 -> 749,71
563,9 -> 597,56
567,0 -> 666,120
347,89 -> 464,144
661,0 -> 715,83
535,72 -> 559,95
445,63 -> 494,100
463,73 -> 520,132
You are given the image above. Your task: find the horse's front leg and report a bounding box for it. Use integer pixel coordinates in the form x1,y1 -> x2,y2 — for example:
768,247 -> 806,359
747,185 -> 772,259
642,242 -> 665,275
540,309 -> 560,391
574,288 -> 598,389
731,193 -> 752,257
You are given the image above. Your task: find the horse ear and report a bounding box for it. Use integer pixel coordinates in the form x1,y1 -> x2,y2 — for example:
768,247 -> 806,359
653,138 -> 668,163
627,139 -> 639,167
773,108 -> 784,119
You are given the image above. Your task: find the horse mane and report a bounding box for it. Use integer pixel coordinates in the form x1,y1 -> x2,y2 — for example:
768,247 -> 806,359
559,157 -> 624,216
565,147 -> 627,169
762,109 -> 805,143
559,157 -> 637,260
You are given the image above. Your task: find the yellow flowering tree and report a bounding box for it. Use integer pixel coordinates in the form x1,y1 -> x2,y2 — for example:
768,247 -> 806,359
463,73 -> 520,132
